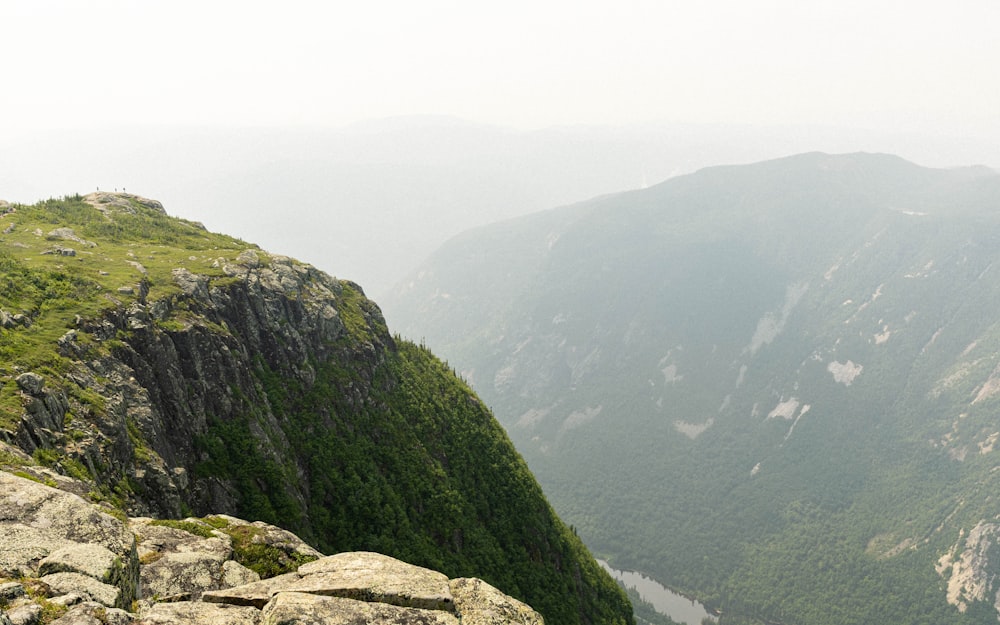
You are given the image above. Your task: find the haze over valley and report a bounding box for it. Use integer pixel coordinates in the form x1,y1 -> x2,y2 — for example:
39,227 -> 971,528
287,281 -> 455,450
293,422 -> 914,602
386,152 -> 1000,623
5,119 -> 996,301
4,2 -> 1000,624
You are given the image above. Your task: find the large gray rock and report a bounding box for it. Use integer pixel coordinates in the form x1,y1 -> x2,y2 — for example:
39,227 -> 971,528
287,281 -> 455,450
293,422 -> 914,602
450,578 -> 544,625
209,516 -> 322,563
4,603 -> 41,625
14,371 -> 70,451
46,228 -> 94,249
0,473 -> 134,555
0,582 -> 24,602
0,524 -> 75,577
259,592 -> 459,625
39,544 -> 120,581
223,560 -> 261,589
131,518 -> 248,601
0,472 -> 139,608
137,601 -> 259,625
201,573 -> 301,609
938,520 -> 1000,614
171,268 -> 210,299
49,602 -> 133,625
294,552 -> 455,611
14,373 -> 44,395
83,192 -> 165,216
203,552 -> 454,612
40,572 -> 119,607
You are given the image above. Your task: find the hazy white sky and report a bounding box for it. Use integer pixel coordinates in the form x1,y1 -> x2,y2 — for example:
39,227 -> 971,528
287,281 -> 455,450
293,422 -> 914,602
3,0 -> 998,137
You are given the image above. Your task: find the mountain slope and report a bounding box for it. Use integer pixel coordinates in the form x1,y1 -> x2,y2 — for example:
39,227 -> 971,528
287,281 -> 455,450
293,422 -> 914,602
384,153 -> 1000,624
0,192 -> 632,625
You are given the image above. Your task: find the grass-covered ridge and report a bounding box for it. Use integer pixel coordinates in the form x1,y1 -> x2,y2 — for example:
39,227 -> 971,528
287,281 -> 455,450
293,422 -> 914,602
1,192 -> 253,309
0,193 -> 256,429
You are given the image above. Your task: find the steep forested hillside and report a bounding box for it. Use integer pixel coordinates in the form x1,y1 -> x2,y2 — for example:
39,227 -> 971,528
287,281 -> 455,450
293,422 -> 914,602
384,153 -> 1000,624
0,193 -> 632,625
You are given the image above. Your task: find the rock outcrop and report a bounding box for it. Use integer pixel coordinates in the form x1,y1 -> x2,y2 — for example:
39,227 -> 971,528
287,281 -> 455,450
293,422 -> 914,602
0,471 -> 543,625
130,517 -> 260,602
0,471 -> 139,609
10,246 -> 375,520
937,521 -> 1000,615
84,192 -> 166,216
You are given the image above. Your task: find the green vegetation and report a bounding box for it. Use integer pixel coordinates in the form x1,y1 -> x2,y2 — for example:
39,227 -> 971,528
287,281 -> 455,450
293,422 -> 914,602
225,524 -> 318,578
19,577 -> 69,623
0,194 -> 254,383
147,514 -> 319,581
336,281 -> 387,342
193,340 -> 631,624
11,470 -> 56,488
31,447 -> 60,467
0,444 -> 28,468
149,518 -> 216,539
0,382 -> 23,432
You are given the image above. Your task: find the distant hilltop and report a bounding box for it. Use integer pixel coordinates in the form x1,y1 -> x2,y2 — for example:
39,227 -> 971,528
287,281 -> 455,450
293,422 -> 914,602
84,191 -> 168,215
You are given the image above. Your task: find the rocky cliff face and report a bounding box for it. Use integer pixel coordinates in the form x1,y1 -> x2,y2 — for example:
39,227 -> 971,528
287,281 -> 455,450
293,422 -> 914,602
32,245 -> 390,520
0,193 -> 632,625
10,191 -> 390,519
0,470 -> 543,625
937,521 -> 1000,616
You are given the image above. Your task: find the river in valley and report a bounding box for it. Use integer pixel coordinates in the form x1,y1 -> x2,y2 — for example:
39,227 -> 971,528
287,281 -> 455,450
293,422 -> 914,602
598,561 -> 715,625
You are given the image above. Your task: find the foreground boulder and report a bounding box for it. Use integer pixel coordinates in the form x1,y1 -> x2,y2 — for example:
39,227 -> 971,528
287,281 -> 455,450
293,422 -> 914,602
130,517 -> 260,602
0,471 -> 543,624
201,551 -> 455,611
258,593 -> 457,625
185,552 -> 539,625
0,471 -> 139,609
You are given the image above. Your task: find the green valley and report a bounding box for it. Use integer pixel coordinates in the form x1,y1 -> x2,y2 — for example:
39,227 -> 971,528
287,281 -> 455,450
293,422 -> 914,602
384,153 -> 1000,624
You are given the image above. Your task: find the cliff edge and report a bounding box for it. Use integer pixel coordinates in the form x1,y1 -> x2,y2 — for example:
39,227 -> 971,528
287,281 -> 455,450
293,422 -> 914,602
0,193 -> 631,625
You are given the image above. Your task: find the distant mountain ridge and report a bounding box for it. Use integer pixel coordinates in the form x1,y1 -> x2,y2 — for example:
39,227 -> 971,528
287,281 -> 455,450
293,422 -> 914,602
384,152 -> 1000,625
5,121 -> 995,298
0,192 -> 632,625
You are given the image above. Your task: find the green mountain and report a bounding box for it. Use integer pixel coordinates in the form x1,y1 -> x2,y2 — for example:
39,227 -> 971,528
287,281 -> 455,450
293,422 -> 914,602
0,192 -> 632,625
384,153 -> 1000,625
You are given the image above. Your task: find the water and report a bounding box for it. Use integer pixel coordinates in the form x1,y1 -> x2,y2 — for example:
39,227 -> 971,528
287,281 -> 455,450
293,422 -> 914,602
598,560 -> 716,625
